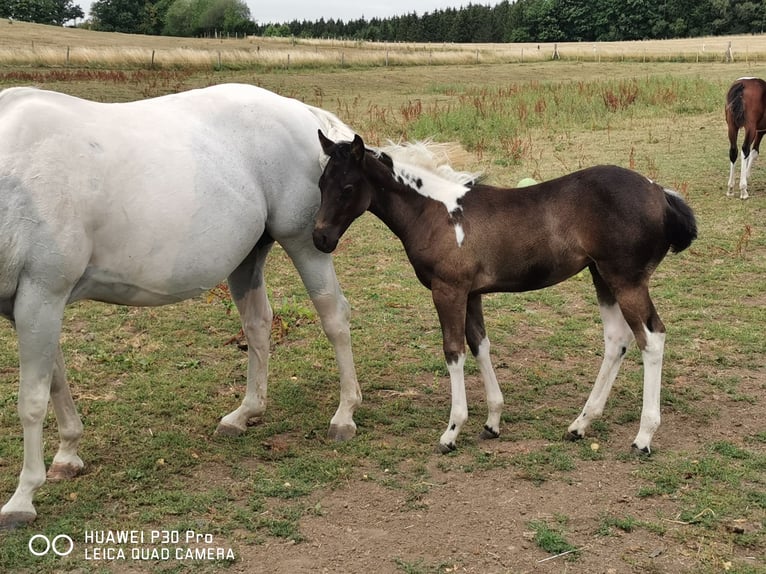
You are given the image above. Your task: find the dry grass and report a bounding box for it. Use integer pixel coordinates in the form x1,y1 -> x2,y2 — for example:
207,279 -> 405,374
3,20 -> 766,69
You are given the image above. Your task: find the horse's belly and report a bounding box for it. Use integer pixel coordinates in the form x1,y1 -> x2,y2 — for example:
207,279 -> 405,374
69,271 -> 207,306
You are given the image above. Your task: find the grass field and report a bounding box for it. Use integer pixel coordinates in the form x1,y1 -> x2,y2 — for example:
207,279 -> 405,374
0,22 -> 764,574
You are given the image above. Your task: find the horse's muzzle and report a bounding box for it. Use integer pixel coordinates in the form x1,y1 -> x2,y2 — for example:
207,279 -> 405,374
312,226 -> 338,253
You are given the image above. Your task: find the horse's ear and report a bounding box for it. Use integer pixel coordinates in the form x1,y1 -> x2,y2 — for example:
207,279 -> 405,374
351,134 -> 366,163
318,130 -> 334,155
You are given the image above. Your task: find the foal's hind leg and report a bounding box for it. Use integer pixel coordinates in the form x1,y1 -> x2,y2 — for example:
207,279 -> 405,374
586,270 -> 665,453
567,269 -> 634,442
465,294 -> 504,440
47,345 -> 85,481
217,241 -> 274,435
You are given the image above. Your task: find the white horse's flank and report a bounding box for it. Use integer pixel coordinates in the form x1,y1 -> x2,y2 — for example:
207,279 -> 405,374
0,84 -> 361,529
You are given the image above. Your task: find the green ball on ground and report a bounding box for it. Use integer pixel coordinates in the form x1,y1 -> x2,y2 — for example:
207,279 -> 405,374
517,177 -> 538,187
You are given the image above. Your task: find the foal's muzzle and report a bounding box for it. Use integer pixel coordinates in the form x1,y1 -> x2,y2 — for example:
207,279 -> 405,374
312,226 -> 339,253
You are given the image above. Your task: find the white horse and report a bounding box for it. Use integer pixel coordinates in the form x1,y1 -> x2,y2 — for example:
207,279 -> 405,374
0,84 -> 362,529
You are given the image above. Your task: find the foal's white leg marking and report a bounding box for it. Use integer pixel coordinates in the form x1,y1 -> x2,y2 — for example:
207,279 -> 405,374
1,286 -> 66,524
217,281 -> 273,434
47,346 -> 85,480
632,329 -> 665,453
439,353 -> 467,452
567,304 -> 634,439
475,338 -> 503,436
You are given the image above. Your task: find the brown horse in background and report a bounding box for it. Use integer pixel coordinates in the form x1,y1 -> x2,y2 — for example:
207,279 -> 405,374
726,77 -> 766,199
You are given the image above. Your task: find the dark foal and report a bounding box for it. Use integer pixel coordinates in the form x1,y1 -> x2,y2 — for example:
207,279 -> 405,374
726,76 -> 766,199
313,131 -> 697,454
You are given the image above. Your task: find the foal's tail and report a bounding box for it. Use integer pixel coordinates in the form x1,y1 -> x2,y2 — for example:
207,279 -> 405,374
663,190 -> 698,254
726,81 -> 746,128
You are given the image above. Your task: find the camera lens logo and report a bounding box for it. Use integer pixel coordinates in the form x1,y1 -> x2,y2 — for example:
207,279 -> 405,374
28,534 -> 74,557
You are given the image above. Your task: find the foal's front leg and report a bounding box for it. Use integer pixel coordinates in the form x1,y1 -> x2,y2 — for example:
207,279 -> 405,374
432,284 -> 469,453
465,294 -> 504,440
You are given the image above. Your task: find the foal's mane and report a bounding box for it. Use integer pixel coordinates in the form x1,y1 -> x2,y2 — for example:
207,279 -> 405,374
376,140 -> 483,188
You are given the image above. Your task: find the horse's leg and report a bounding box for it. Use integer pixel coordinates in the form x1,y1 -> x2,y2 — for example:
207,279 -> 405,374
727,124 -> 739,196
432,282 -> 469,453
217,240 -> 274,435
567,267 -> 634,442
279,238 -> 360,441
47,345 -> 85,481
1,283 -> 66,530
465,293 -> 504,440
600,272 -> 665,454
742,130 -> 764,199
739,128 -> 754,199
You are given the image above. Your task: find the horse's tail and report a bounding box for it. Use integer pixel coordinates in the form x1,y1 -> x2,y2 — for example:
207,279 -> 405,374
726,81 -> 746,127
663,190 -> 698,254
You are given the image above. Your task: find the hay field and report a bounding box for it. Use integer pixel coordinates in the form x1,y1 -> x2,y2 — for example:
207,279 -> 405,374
3,19 -> 766,69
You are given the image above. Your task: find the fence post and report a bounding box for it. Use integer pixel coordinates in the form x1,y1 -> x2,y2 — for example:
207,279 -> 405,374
151,50 -> 155,69
66,46 -> 70,66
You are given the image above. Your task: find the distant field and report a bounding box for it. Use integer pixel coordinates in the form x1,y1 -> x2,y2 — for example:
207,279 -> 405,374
2,20 -> 766,69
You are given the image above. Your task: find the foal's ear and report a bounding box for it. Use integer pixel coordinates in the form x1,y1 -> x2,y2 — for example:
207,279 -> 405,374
318,130 -> 335,155
350,134 -> 366,163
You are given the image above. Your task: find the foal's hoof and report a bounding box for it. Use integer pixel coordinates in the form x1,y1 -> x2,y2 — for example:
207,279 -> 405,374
630,443 -> 652,456
215,422 -> 247,437
564,429 -> 585,442
437,442 -> 456,454
328,423 -> 356,442
479,425 -> 500,440
47,462 -> 84,481
0,511 -> 36,531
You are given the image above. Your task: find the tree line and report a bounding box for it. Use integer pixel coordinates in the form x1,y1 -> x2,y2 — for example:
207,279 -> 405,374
2,0 -> 765,42
260,0 -> 766,43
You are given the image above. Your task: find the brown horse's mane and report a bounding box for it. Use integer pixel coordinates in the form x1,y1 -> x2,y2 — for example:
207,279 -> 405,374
375,140 -> 483,187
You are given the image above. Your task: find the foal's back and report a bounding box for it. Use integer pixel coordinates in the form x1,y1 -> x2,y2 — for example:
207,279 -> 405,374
455,165 -> 671,293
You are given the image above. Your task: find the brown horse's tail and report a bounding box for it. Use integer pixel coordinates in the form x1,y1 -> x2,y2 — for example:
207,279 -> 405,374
726,81 -> 746,127
663,190 -> 698,254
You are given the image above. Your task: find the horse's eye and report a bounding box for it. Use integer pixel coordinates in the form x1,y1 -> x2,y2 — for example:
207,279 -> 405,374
342,185 -> 354,195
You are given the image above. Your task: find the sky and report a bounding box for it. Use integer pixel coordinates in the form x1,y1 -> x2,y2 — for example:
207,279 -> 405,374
76,1 -> 492,24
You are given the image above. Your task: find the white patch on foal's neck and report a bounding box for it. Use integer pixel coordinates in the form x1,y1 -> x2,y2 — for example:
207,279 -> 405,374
378,141 -> 480,247
391,160 -> 471,214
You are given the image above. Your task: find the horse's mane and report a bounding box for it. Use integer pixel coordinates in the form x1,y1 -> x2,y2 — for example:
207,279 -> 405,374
377,140 -> 483,187
373,140 -> 484,213
305,105 -> 357,168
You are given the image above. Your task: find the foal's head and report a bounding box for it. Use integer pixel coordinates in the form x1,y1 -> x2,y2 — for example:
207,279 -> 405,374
313,131 -> 375,253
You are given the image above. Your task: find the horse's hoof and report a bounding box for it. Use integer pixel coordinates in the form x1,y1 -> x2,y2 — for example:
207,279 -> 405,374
47,462 -> 84,481
0,511 -> 36,531
630,443 -> 651,456
564,429 -> 584,442
436,442 -> 456,454
740,194 -> 749,200
328,423 -> 356,442
215,422 -> 246,437
479,425 -> 500,440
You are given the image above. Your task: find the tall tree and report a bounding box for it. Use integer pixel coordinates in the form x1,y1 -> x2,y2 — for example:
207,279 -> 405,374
1,0 -> 84,25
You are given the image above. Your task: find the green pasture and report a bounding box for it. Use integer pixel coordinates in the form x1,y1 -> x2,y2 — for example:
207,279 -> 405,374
0,47 -> 764,573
